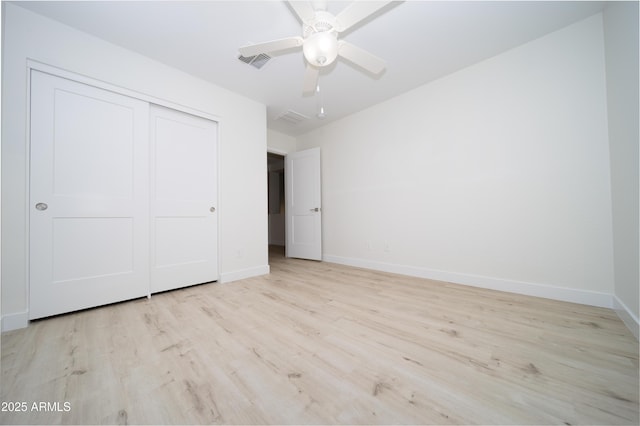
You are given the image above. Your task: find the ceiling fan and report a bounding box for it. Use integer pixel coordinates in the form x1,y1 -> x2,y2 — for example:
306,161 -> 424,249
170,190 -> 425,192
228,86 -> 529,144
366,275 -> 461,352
239,0 -> 394,94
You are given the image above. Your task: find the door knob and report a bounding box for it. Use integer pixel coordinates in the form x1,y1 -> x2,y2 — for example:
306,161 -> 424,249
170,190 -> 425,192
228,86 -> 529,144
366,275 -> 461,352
35,202 -> 48,211
210,207 -> 216,213
310,207 -> 320,212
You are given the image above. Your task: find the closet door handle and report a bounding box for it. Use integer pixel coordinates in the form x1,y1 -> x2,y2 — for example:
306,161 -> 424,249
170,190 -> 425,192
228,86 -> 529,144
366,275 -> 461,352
35,202 -> 48,211
210,207 -> 216,213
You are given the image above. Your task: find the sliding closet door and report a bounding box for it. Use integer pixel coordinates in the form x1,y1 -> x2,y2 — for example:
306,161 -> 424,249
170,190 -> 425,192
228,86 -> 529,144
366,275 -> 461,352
149,105 -> 218,293
29,71 -> 150,319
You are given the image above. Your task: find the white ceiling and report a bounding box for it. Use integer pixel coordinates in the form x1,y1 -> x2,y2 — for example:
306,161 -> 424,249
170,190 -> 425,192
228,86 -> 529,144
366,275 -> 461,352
14,1 -> 607,136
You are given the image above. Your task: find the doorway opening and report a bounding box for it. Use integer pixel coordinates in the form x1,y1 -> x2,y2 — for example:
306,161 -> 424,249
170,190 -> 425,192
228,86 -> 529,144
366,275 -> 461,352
267,152 -> 285,259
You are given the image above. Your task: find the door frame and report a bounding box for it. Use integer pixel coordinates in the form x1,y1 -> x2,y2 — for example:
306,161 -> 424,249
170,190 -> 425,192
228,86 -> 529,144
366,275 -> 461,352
267,150 -> 287,249
25,60 -> 221,316
267,148 -> 288,254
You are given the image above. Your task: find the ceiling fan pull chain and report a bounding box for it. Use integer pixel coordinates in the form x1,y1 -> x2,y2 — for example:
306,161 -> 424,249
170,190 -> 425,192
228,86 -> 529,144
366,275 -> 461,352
316,82 -> 326,119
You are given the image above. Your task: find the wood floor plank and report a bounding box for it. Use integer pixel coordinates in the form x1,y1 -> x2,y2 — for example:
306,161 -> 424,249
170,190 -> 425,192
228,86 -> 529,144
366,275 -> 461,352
1,246 -> 638,425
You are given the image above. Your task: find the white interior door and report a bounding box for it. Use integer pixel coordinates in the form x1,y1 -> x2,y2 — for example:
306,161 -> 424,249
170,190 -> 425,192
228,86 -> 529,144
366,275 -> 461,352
286,147 -> 322,260
149,105 -> 218,293
29,71 -> 149,319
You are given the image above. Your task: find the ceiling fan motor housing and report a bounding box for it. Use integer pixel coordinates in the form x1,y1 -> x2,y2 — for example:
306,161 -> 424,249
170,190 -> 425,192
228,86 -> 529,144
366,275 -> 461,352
303,10 -> 336,36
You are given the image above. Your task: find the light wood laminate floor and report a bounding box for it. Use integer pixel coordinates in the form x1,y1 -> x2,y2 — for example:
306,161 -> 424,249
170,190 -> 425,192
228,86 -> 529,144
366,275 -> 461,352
1,247 -> 638,425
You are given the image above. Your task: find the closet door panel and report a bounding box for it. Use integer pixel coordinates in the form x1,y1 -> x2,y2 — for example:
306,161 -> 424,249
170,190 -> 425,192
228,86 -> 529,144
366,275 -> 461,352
29,71 -> 150,319
150,105 -> 218,293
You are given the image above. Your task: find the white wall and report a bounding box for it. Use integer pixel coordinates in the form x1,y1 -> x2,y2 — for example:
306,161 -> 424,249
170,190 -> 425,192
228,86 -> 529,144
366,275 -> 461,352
297,14 -> 615,307
267,128 -> 297,155
1,3 -> 269,330
603,1 -> 639,338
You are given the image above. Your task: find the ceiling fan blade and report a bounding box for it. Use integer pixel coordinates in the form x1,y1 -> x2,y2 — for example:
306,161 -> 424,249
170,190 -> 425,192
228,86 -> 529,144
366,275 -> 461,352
239,37 -> 303,57
287,1 -> 316,23
338,41 -> 386,74
302,63 -> 320,95
335,1 -> 394,32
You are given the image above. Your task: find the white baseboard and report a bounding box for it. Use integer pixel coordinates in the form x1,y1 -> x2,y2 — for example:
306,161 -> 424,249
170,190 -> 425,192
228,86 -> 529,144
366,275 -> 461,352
613,295 -> 639,341
323,254 -> 614,309
1,310 -> 29,332
6,260 -> 634,339
2,265 -> 272,331
219,264 -> 270,284
1,264 -> 272,332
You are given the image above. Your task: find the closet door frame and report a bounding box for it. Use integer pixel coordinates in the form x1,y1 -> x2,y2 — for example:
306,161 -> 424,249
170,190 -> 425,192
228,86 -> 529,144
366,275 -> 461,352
25,61 -> 221,317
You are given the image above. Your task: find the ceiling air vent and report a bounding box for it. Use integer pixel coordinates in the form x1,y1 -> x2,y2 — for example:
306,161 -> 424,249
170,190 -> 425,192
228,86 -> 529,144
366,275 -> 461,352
238,53 -> 271,69
276,110 -> 309,125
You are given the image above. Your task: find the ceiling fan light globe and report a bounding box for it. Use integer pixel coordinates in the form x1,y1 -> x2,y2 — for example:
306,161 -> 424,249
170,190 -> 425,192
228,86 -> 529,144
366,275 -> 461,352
303,31 -> 338,67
